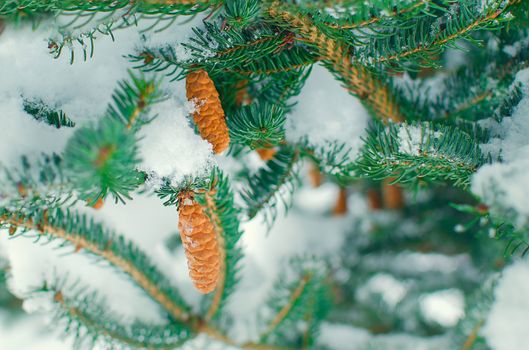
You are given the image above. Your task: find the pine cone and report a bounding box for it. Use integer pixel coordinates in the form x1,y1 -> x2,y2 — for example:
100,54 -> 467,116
256,147 -> 277,161
178,192 -> 220,294
382,178 -> 404,210
333,187 -> 348,216
186,69 -> 230,154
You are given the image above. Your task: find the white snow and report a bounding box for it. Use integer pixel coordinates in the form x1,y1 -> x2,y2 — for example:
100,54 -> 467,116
483,259 -> 529,350
286,64 -> 370,160
1,231 -> 165,324
227,206 -> 350,342
420,289 -> 464,328
137,99 -> 215,186
356,273 -> 408,309
398,123 -> 442,156
0,18 -> 211,187
472,68 -> 529,228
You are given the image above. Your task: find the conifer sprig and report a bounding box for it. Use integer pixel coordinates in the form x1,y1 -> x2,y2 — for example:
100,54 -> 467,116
23,99 -> 75,128
228,102 -> 286,149
264,1 -> 404,123
0,0 -> 221,19
38,285 -> 191,349
357,122 -> 483,188
63,73 -> 158,204
242,146 -> 300,225
258,257 -> 331,348
361,0 -> 517,70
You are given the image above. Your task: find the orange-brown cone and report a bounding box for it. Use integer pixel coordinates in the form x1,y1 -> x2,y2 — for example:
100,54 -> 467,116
309,164 -> 323,188
234,79 -> 251,106
178,193 -> 220,294
87,198 -> 104,210
382,179 -> 404,210
367,188 -> 382,210
333,187 -> 348,216
186,69 -> 230,154
256,148 -> 277,161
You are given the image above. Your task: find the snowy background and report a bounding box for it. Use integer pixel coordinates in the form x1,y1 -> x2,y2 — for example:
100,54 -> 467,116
1,14 -> 529,350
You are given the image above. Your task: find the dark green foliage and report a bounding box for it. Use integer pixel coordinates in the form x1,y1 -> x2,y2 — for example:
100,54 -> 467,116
63,117 -> 143,204
356,122 -> 483,188
242,146 -> 300,224
353,0 -> 514,71
223,0 -> 260,28
451,203 -> 529,257
107,73 -> 160,129
131,23 -> 292,80
259,257 -> 332,348
255,65 -> 313,112
23,99 -> 75,128
0,0 -> 221,18
63,73 -> 158,204
228,102 -> 285,149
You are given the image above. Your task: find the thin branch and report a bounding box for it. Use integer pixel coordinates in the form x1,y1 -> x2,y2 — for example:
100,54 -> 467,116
375,1 -> 516,65
461,321 -> 484,350
0,214 -> 190,322
260,274 -> 311,339
52,291 -> 184,350
325,0 -> 430,30
264,1 -> 404,122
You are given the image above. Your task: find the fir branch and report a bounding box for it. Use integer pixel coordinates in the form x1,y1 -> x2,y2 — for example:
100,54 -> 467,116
228,102 -> 286,149
356,122 -> 483,188
264,1 -> 404,122
45,287 -> 191,349
261,275 -> 310,339
257,67 -> 312,112
63,73 -> 158,203
223,0 -> 260,28
131,24 -> 294,80
0,0 -> 221,18
434,44 -> 529,122
321,0 -> 433,30
367,0 -> 517,69
0,206 -> 288,350
23,99 -> 75,128
63,117 -> 144,204
257,257 -> 331,348
0,154 -> 75,212
223,46 -> 317,77
242,146 -> 300,225
107,72 -> 160,129
0,207 -> 192,322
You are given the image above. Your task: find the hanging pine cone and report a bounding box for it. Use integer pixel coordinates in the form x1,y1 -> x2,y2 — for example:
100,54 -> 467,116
186,69 -> 230,154
178,191 -> 220,294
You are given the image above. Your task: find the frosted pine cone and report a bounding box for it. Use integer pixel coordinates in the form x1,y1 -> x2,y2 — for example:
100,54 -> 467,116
178,192 -> 221,294
186,69 -> 230,154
